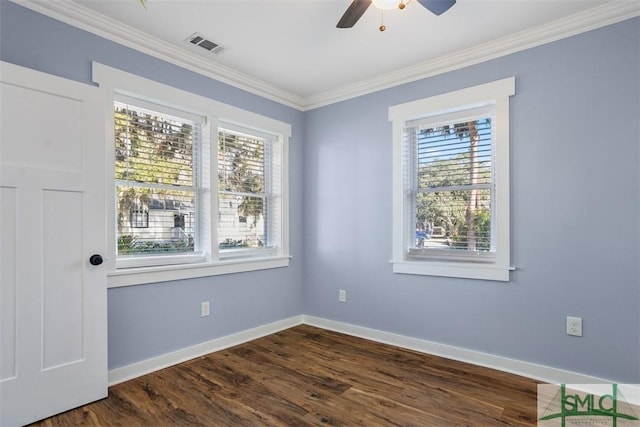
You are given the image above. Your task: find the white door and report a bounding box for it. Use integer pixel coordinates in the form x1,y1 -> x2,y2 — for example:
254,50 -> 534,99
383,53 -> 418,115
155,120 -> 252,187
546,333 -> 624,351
0,61 -> 107,426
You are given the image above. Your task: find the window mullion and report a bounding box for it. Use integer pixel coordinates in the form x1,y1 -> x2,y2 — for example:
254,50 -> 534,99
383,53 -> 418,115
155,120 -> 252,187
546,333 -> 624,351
219,190 -> 267,198
419,183 -> 493,193
115,179 -> 196,193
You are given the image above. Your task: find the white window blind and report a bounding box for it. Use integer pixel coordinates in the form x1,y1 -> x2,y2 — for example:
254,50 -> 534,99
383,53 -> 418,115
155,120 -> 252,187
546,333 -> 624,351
218,126 -> 278,256
114,100 -> 202,259
404,107 -> 496,261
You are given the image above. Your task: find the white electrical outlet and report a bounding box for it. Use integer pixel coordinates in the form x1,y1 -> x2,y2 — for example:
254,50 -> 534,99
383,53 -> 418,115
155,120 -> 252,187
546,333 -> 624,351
566,316 -> 582,337
339,289 -> 346,303
201,301 -> 210,317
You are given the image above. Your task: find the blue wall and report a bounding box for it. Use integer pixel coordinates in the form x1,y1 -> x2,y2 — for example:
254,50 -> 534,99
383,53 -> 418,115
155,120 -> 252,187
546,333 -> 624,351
2,1 -> 638,382
0,1 -> 305,370
303,18 -> 640,383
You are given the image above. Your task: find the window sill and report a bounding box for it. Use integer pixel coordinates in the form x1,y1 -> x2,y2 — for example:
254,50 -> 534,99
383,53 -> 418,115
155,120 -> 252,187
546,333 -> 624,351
107,255 -> 291,288
391,260 -> 511,282
116,252 -> 207,269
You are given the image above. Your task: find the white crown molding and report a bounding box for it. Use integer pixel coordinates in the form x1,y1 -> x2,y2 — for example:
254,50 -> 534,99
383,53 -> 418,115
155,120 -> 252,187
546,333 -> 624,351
8,0 -> 307,110
304,0 -> 640,110
9,0 -> 640,112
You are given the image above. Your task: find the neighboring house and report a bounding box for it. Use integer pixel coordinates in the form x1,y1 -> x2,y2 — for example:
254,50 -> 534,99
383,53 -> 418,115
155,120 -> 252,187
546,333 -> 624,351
121,199 -> 194,245
218,196 -> 265,248
120,197 -> 264,249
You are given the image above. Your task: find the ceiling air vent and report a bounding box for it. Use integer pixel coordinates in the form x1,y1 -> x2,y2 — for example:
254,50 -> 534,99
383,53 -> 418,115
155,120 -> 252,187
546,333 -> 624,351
186,32 -> 225,55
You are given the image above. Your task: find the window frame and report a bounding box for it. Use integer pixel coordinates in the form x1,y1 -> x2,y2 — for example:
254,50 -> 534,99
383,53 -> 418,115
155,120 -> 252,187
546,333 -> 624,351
113,97 -> 204,269
390,77 -> 515,281
216,123 -> 280,261
93,62 -> 291,287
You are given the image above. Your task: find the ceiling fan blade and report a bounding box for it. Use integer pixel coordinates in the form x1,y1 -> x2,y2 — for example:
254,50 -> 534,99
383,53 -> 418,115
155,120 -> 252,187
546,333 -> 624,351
337,0 -> 372,28
417,0 -> 456,16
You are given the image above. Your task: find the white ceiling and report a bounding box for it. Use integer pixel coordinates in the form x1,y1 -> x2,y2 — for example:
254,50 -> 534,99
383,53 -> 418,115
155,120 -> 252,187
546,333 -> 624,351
17,0 -> 639,109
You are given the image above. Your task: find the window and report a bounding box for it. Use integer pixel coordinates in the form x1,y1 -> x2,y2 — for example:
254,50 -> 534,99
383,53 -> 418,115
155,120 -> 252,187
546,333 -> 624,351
390,77 -> 515,281
130,207 -> 149,228
93,62 -> 290,287
408,111 -> 494,256
217,124 -> 284,258
115,100 -> 200,261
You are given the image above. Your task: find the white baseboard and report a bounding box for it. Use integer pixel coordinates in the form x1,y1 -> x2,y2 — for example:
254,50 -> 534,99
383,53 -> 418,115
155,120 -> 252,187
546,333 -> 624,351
109,313 -> 622,390
108,315 -> 304,386
302,315 -> 613,386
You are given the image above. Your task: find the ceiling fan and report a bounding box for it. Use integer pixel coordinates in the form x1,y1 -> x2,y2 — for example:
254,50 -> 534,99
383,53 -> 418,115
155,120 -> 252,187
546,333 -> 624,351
337,0 -> 456,31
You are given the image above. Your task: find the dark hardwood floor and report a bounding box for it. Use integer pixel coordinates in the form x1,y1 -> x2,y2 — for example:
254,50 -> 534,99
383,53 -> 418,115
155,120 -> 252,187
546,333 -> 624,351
30,325 -> 539,426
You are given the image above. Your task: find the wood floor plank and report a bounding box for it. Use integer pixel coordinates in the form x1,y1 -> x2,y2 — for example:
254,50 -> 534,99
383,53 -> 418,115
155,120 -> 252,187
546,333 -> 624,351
287,327 -> 532,422
301,351 -> 507,423
29,325 -> 539,426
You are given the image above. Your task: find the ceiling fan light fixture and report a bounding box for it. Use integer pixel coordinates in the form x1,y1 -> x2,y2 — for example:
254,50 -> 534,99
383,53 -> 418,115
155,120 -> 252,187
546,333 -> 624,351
337,0 -> 451,29
371,0 -> 399,10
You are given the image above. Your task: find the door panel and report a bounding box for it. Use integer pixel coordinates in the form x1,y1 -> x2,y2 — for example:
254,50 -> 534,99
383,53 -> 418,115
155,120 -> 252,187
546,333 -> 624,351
0,61 -> 107,427
0,82 -> 84,171
42,189 -> 85,369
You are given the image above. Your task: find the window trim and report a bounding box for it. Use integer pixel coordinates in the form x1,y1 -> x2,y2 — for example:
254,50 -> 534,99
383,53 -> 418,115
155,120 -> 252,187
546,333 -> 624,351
93,62 -> 291,287
389,77 -> 515,281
